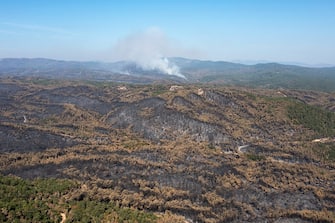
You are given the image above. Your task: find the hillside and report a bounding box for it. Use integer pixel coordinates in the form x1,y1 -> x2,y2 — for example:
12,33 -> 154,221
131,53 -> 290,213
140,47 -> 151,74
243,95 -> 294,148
1,58 -> 335,91
0,77 -> 334,222
170,58 -> 335,92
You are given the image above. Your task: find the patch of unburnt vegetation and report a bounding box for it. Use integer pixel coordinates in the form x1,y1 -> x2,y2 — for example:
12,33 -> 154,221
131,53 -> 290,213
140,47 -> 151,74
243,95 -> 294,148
0,174 -> 161,223
288,101 -> 335,137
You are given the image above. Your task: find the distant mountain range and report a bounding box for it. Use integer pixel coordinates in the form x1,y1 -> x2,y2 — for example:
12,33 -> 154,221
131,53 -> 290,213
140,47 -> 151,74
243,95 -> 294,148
1,57 -> 335,91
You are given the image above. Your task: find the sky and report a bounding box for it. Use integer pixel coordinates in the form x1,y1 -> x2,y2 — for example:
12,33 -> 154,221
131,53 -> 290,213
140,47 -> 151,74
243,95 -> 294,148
0,0 -> 335,66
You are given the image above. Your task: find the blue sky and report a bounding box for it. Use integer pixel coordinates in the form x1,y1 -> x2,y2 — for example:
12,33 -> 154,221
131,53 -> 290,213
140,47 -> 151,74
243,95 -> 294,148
0,0 -> 334,65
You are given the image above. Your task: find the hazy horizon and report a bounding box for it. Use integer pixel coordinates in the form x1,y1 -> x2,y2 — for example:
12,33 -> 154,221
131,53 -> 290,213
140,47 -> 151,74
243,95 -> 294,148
1,0 -> 335,66
2,56 -> 335,69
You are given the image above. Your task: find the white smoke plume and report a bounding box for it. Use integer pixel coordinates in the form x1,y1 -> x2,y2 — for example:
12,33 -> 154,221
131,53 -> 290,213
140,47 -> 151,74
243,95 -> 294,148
111,27 -> 193,78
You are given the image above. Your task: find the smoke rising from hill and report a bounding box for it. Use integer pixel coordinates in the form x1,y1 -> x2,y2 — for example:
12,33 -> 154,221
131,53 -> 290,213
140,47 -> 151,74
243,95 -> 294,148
111,27 -> 198,78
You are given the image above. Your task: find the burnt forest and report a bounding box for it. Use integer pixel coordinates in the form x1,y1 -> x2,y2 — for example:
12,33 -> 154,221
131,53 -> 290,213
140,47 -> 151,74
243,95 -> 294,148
0,75 -> 334,222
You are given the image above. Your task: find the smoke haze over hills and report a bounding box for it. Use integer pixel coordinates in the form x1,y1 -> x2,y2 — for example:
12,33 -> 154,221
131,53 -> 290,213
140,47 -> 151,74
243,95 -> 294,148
110,27 -> 203,78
